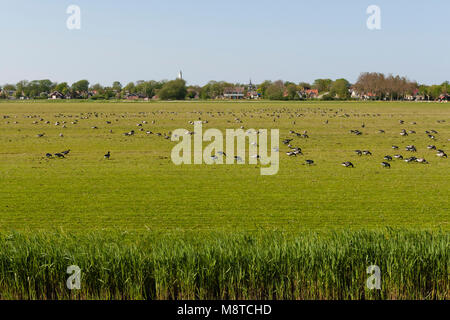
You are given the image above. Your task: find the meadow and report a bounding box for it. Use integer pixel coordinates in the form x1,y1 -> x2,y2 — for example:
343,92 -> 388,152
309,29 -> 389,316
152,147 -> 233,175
0,100 -> 448,299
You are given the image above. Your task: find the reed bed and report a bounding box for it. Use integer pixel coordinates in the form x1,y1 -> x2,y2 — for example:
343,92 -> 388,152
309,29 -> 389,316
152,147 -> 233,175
0,229 -> 447,300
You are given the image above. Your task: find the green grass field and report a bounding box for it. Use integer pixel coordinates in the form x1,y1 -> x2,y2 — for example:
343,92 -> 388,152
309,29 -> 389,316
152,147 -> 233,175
0,100 -> 448,299
0,100 -> 448,233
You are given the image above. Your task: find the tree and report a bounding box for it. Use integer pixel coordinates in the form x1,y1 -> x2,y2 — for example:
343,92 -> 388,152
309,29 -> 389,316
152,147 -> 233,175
158,79 -> 187,100
313,79 -> 332,93
257,80 -> 272,98
55,82 -> 69,95
298,82 -> 311,90
112,81 -> 122,92
123,82 -> 136,94
330,79 -> 350,99
71,80 -> 89,98
264,80 -> 285,100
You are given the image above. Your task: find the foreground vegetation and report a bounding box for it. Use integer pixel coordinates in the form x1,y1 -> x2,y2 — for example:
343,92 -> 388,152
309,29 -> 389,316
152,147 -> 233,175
0,230 -> 447,300
0,101 -> 448,300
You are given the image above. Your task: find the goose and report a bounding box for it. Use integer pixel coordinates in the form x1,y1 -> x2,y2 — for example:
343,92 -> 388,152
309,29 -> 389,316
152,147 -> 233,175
406,145 -> 417,152
392,145 -> 399,150
378,130 -> 385,134
36,133 -> 45,138
45,153 -> 52,158
354,150 -> 362,156
286,151 -> 297,157
416,158 -> 428,164
305,159 -> 314,165
384,155 -> 393,161
54,153 -> 65,158
381,162 -> 391,168
430,130 -> 438,134
394,154 -> 403,159
61,150 -> 71,155
437,151 -> 447,158
404,156 -> 417,163
341,161 -> 354,168
428,134 -> 436,139
59,133 -> 64,137
362,150 -> 372,156
400,131 -> 408,136
104,151 -> 111,160
427,145 -> 436,150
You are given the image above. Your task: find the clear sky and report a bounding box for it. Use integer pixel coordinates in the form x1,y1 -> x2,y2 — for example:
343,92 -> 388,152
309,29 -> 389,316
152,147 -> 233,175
0,0 -> 449,86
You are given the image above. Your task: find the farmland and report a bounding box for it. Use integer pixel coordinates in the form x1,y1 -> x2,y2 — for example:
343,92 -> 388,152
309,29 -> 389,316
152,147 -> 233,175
0,100 -> 448,299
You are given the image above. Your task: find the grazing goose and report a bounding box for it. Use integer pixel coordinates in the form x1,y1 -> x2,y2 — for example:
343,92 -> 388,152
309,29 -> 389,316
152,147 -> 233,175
341,161 -> 354,168
45,153 -> 52,158
437,151 -> 447,158
404,156 -> 417,163
384,155 -> 393,161
54,153 -> 65,158
427,145 -> 436,150
416,158 -> 428,164
381,162 -> 391,168
354,150 -> 362,156
392,145 -> 399,150
286,151 -> 297,157
362,150 -> 372,156
36,133 -> 45,138
305,160 -> 314,165
104,151 -> 111,160
405,145 -> 417,152
394,154 -> 403,159
61,150 -> 71,155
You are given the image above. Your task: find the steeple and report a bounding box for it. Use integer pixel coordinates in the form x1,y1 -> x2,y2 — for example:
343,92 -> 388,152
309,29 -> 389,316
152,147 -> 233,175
177,70 -> 183,80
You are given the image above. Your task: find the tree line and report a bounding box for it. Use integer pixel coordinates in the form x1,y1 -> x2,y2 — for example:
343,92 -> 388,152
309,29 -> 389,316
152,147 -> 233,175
0,73 -> 448,101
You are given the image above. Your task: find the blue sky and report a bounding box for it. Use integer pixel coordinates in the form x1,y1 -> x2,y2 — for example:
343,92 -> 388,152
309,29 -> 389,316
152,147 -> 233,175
0,0 -> 449,86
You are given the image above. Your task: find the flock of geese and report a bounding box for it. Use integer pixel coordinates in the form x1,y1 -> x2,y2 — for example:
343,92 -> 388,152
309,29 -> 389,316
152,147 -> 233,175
2,109 -> 448,169
281,121 -> 447,169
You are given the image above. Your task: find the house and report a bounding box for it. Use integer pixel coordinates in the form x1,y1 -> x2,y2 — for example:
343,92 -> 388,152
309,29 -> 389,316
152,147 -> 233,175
223,87 -> 245,99
298,89 -> 319,99
49,91 -> 65,99
246,80 -> 260,99
125,93 -> 144,100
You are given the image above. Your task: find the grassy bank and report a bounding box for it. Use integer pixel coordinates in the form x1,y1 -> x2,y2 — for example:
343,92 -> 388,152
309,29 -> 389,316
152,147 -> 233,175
0,229 -> 447,300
